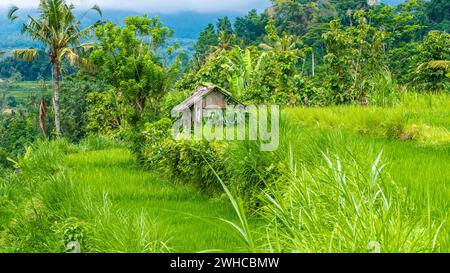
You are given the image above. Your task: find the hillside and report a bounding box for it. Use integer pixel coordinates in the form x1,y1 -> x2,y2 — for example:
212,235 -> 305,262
1,0 -> 449,256
0,1 -> 405,50
1,94 -> 449,252
0,9 -> 241,51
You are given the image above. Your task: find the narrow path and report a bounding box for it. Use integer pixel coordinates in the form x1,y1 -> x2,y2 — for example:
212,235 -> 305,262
66,148 -> 249,252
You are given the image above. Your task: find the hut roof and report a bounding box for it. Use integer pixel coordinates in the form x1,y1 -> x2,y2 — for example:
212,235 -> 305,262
173,85 -> 245,112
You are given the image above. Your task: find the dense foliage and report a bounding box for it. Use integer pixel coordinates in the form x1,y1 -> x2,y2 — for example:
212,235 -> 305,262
1,0 -> 448,166
7,0 -> 102,136
186,0 -> 449,107
1,0 -> 448,174
0,52 -> 51,81
0,113 -> 37,167
88,16 -> 180,127
1,0 -> 450,254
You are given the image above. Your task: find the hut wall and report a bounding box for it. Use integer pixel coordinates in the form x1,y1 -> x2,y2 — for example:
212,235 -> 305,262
204,92 -> 226,109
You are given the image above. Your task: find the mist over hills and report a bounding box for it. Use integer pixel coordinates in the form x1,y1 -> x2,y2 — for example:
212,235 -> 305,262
0,0 -> 405,51
0,8 -> 242,51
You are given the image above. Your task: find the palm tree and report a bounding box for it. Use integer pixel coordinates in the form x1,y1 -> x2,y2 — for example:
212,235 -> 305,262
259,33 -> 301,52
8,0 -> 101,137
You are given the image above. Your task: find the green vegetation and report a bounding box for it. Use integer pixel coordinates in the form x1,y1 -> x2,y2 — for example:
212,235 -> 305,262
284,93 -> 450,145
1,94 -> 449,252
4,81 -> 52,104
263,108 -> 450,252
0,138 -> 259,252
0,0 -> 449,253
0,52 -> 51,81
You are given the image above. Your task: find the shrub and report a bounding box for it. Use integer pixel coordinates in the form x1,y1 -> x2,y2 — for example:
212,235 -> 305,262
0,114 -> 37,158
137,118 -> 287,206
137,118 -> 227,194
136,118 -> 173,165
161,90 -> 190,118
9,140 -> 69,180
225,140 -> 287,209
86,89 -> 124,137
0,147 -> 12,169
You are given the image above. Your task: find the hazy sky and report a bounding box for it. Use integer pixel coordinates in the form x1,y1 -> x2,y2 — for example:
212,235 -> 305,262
0,0 -> 272,13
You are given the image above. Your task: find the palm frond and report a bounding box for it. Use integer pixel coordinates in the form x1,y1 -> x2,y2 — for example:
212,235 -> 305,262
416,60 -> 450,73
69,24 -> 98,44
60,47 -> 93,70
258,43 -> 273,51
91,5 -> 103,17
7,5 -> 19,21
425,60 -> 450,71
77,43 -> 96,51
60,47 -> 79,65
13,49 -> 39,62
23,15 -> 52,45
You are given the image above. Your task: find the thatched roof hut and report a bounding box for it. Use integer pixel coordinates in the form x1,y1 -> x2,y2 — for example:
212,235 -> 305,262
174,85 -> 245,124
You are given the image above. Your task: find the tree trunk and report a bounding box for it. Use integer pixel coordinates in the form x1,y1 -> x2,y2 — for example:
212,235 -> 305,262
52,60 -> 61,137
39,97 -> 48,139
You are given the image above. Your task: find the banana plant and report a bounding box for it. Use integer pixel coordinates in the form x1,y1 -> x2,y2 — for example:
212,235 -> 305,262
221,47 -> 268,97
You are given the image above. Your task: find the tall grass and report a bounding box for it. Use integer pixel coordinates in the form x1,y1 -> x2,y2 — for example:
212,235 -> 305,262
85,194 -> 171,253
284,93 -> 450,146
369,70 -> 400,107
206,158 -> 256,252
260,150 -> 442,252
1,92 -> 449,253
0,139 -> 170,253
77,135 -> 126,152
70,148 -> 253,252
220,98 -> 450,252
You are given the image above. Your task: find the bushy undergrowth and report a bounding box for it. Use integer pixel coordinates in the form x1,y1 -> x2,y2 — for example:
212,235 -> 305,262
134,94 -> 449,211
135,118 -> 289,205
136,118 -> 228,195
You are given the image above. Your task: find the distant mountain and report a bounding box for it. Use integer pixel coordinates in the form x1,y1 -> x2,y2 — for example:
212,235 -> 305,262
381,0 -> 405,6
0,1 -> 407,51
0,8 -> 241,51
102,10 -> 241,39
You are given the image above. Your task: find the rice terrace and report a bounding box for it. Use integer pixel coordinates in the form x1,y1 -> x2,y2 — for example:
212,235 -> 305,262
0,0 -> 449,263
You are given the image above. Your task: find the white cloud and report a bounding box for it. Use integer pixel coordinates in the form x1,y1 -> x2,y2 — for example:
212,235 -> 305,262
0,0 -> 271,13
